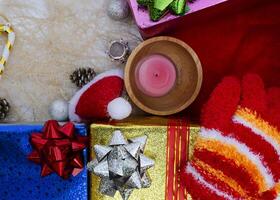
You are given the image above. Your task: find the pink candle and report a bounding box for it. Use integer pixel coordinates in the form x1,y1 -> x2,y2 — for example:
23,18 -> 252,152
135,54 -> 177,97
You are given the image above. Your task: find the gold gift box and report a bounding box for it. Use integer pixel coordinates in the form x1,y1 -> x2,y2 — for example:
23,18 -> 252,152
90,117 -> 200,200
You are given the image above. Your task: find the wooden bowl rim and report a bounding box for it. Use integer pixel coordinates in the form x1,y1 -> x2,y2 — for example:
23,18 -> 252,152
125,36 -> 203,115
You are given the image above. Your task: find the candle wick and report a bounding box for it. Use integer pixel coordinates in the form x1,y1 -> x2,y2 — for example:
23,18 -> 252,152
154,72 -> 159,77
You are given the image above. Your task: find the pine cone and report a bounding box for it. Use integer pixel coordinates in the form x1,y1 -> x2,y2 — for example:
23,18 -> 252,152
0,98 -> 10,120
70,67 -> 96,88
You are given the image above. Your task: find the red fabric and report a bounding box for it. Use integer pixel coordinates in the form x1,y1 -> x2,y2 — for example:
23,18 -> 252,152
240,74 -> 267,115
260,190 -> 278,200
199,78 -> 280,180
201,74 -> 280,135
267,88 -> 280,128
193,149 -> 259,195
181,74 -> 280,199
201,76 -> 240,131
231,123 -> 280,181
76,76 -> 123,119
191,162 -> 242,199
182,168 -> 226,200
167,0 -> 280,119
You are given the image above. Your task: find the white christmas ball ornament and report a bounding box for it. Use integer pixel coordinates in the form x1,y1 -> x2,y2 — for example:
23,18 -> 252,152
107,97 -> 132,120
49,99 -> 69,121
107,0 -> 130,21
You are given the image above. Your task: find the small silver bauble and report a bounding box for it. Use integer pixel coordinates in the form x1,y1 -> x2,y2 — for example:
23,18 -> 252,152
107,0 -> 130,21
48,99 -> 69,122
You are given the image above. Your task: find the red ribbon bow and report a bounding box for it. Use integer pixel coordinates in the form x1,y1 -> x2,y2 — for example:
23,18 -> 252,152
28,120 -> 88,179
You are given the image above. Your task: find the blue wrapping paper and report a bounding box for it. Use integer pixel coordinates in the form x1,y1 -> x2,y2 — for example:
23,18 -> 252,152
0,124 -> 88,200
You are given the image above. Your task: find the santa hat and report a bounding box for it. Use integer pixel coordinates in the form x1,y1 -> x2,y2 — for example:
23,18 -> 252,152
69,68 -> 132,122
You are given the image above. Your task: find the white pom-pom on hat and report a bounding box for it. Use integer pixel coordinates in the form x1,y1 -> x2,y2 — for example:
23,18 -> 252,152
107,97 -> 132,120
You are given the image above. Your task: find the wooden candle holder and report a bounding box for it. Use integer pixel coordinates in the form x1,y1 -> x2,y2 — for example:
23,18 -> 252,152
125,36 -> 203,116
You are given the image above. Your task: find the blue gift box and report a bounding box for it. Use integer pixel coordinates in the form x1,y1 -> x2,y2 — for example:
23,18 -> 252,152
0,124 -> 88,200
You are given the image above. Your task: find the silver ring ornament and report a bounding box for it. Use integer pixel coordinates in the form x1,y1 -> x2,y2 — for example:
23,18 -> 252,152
107,39 -> 130,63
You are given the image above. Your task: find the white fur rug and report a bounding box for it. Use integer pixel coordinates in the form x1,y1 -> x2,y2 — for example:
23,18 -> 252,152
0,0 -> 141,122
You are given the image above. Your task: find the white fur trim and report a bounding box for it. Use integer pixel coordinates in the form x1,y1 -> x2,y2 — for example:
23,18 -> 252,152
200,128 -> 275,189
107,97 -> 132,120
69,68 -> 124,122
232,115 -> 280,157
186,163 -> 236,200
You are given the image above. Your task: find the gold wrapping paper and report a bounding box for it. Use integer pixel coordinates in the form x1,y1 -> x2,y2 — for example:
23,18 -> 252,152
90,116 -> 200,200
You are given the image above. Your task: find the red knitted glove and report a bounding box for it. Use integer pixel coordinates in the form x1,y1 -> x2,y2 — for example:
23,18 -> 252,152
182,74 -> 280,200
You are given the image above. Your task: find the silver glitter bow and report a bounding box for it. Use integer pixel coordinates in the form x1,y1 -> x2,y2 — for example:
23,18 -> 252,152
87,130 -> 155,200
